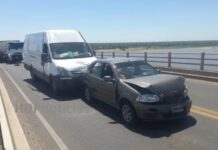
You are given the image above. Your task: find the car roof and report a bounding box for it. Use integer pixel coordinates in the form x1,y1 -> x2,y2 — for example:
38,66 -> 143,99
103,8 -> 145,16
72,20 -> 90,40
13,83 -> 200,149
97,57 -> 145,64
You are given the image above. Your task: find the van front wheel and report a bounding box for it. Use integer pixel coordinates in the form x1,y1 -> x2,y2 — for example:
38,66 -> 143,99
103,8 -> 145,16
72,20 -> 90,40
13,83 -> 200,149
51,78 -> 60,97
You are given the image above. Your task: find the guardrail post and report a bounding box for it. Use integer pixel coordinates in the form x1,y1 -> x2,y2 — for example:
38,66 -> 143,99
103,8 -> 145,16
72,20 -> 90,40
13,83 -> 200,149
112,51 -> 115,58
126,51 -> 129,58
144,52 -> 147,62
200,52 -> 205,70
168,52 -> 171,67
101,52 -> 104,58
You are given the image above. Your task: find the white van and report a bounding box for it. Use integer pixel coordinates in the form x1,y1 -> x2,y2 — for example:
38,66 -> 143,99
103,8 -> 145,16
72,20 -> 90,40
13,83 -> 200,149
23,30 -> 96,95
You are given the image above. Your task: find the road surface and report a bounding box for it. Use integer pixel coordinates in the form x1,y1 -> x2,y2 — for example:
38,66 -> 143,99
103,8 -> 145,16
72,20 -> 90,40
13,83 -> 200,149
0,63 -> 218,150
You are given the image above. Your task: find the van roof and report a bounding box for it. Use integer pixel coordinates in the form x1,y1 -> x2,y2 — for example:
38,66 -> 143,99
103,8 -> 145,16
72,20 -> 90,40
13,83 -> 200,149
26,30 -> 85,43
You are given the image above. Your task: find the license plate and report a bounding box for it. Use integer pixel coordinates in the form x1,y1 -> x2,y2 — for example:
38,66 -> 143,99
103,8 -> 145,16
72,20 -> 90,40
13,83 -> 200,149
171,105 -> 184,113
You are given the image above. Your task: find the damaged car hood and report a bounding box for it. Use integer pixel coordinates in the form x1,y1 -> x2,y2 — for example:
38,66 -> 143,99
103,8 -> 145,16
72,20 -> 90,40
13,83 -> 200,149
123,74 -> 185,94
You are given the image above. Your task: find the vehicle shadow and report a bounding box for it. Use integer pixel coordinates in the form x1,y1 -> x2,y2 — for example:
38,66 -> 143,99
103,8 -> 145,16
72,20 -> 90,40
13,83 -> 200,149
23,78 -> 83,101
85,99 -> 197,138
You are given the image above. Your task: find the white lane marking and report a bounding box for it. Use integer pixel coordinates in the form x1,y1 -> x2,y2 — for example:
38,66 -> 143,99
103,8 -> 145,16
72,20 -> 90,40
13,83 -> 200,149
0,66 -> 69,150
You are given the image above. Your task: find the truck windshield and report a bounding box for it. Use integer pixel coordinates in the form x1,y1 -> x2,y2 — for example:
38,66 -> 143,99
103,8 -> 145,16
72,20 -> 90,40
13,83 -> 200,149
8,43 -> 23,51
115,61 -> 158,79
50,42 -> 93,59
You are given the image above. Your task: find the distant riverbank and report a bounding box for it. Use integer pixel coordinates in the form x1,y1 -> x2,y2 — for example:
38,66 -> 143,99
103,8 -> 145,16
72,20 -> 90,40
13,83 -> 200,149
90,40 -> 218,51
96,46 -> 218,53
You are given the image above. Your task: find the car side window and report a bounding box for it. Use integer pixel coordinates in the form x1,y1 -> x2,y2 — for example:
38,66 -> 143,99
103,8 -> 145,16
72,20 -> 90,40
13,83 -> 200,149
102,64 -> 114,78
90,62 -> 104,78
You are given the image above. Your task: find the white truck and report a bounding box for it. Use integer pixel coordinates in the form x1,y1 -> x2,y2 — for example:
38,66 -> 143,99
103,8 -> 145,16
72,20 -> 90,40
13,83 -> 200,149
23,30 -> 97,95
6,42 -> 23,63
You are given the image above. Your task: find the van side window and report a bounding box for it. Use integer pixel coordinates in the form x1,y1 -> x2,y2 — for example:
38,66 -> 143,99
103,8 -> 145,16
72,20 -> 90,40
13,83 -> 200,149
43,44 -> 49,54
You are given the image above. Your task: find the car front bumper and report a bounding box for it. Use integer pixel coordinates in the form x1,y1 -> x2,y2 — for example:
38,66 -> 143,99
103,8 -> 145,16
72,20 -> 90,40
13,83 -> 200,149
134,98 -> 192,121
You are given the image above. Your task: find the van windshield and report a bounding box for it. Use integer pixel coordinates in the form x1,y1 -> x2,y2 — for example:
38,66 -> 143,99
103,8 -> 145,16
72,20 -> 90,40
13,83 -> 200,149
8,43 -> 23,51
50,42 -> 93,59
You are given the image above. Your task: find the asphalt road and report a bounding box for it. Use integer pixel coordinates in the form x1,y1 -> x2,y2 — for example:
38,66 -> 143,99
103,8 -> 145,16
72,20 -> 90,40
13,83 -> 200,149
0,63 -> 218,150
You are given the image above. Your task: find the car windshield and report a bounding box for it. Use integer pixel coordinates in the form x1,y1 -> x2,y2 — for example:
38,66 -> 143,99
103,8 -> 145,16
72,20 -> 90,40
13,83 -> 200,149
115,60 -> 158,79
50,42 -> 93,59
8,43 -> 23,51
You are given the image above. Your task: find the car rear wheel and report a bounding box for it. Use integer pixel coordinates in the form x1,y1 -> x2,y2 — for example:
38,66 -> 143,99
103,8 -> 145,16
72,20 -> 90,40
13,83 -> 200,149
121,102 -> 137,125
84,86 -> 92,102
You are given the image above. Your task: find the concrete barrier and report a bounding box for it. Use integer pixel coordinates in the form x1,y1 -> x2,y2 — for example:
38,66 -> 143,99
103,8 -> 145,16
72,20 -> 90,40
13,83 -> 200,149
0,75 -> 30,150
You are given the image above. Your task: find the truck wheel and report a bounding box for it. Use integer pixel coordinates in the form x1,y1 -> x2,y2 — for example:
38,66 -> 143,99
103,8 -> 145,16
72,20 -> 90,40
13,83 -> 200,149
121,101 -> 138,126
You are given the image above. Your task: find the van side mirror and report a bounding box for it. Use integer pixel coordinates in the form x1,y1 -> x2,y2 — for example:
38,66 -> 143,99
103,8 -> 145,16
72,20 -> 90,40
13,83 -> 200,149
41,53 -> 50,63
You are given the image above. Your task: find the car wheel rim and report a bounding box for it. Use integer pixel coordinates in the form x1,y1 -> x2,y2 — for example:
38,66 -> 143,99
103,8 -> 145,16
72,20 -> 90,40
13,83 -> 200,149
122,105 -> 133,123
85,88 -> 90,101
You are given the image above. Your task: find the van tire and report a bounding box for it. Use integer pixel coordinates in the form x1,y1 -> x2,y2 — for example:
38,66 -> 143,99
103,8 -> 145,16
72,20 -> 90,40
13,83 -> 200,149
30,69 -> 38,82
50,78 -> 60,97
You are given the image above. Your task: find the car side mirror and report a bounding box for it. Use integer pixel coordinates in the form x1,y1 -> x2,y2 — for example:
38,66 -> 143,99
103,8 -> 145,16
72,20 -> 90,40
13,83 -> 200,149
41,53 -> 50,63
103,76 -> 115,83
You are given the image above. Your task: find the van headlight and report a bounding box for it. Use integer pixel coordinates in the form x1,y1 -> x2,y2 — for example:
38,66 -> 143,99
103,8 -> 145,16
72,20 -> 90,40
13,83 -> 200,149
57,67 -> 70,77
136,94 -> 159,103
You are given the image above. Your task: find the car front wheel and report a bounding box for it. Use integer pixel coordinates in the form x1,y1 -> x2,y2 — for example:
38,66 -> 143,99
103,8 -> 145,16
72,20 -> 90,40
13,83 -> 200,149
121,102 -> 137,125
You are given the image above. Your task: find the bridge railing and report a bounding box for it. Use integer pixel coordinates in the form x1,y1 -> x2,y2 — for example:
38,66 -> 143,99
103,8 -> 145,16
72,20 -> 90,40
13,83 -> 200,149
96,51 -> 218,71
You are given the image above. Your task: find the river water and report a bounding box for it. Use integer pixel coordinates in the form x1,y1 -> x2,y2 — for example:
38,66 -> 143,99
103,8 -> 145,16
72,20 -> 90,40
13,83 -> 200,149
96,47 -> 218,72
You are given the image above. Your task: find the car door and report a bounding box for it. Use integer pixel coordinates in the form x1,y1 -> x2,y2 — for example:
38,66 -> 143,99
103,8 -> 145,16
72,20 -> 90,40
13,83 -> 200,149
99,63 -> 117,107
87,62 -> 104,99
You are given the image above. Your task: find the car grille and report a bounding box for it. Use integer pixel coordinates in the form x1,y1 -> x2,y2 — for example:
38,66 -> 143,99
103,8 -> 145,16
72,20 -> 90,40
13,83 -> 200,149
161,90 -> 185,104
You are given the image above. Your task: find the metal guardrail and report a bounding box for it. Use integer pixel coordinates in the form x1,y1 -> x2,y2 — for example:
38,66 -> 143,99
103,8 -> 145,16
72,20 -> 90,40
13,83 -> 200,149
96,51 -> 218,71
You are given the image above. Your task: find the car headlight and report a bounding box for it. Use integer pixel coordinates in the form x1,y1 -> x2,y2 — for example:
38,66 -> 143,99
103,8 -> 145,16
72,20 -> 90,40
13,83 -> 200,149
57,67 -> 70,77
136,94 -> 159,103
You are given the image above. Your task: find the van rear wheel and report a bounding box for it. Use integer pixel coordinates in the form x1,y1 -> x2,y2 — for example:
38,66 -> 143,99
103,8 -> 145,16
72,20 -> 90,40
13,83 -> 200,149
30,69 -> 38,82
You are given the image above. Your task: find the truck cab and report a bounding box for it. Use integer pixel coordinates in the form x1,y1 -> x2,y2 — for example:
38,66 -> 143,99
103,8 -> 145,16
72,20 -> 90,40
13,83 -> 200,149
6,42 -> 23,63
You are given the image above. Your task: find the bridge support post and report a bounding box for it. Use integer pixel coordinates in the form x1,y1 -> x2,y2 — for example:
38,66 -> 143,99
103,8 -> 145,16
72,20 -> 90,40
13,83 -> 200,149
101,52 -> 104,58
144,52 -> 147,63
168,52 -> 171,68
200,52 -> 205,70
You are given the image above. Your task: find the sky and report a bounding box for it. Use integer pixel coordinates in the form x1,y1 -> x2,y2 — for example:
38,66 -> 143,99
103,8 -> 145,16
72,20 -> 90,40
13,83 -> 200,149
0,0 -> 218,43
